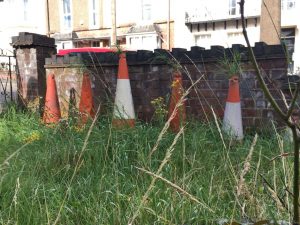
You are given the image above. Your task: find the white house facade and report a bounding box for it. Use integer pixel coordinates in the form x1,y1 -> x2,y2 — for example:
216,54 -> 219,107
50,0 -> 174,51
0,0 -> 48,53
174,0 -> 299,74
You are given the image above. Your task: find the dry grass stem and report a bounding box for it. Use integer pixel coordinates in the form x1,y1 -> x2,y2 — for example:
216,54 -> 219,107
148,76 -> 202,158
136,166 -> 214,212
52,105 -> 101,225
128,127 -> 184,225
211,106 -> 227,149
0,142 -> 30,169
237,133 -> 258,197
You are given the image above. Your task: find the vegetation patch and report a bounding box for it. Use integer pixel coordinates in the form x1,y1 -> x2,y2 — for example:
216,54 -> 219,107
0,107 -> 294,224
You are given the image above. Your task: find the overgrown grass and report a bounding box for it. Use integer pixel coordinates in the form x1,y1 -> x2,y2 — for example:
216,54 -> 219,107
0,107 -> 294,224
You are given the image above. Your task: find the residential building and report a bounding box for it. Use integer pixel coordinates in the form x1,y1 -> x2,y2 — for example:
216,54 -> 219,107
175,0 -> 299,74
48,0 -> 174,51
0,0 -> 298,74
0,0 -> 47,109
281,0 -> 300,74
0,0 -> 48,53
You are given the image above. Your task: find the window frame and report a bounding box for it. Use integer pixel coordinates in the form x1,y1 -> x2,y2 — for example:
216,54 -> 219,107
23,0 -> 29,21
229,0 -> 239,16
141,0 -> 152,22
281,27 -> 296,73
61,0 -> 73,32
89,0 -> 100,29
127,33 -> 160,50
281,0 -> 296,10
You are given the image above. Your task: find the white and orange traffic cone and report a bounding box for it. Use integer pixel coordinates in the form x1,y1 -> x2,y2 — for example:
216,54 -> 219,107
112,53 -> 135,128
79,73 -> 95,125
222,75 -> 243,140
43,74 -> 61,124
168,71 -> 186,132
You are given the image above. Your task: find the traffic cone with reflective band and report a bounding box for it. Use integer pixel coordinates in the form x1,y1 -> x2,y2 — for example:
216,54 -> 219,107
168,71 -> 186,132
43,74 -> 61,124
112,53 -> 135,128
79,73 -> 95,125
222,75 -> 243,140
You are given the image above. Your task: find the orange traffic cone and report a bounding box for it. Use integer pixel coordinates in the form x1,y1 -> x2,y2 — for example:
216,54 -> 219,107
222,75 -> 243,140
168,71 -> 186,132
79,73 -> 95,125
112,53 -> 135,128
43,74 -> 61,124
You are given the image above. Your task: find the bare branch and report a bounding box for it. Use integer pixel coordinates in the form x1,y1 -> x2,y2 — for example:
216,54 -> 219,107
286,82 -> 300,120
239,0 -> 287,122
240,1 -> 300,223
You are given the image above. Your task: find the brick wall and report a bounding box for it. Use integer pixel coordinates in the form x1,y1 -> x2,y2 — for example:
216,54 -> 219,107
44,42 -> 292,130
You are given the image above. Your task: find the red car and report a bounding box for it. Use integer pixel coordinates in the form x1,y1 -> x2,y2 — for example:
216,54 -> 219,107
57,47 -> 113,56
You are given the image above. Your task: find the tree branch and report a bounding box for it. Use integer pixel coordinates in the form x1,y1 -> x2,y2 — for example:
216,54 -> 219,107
239,0 -> 287,122
240,1 -> 300,224
286,82 -> 300,120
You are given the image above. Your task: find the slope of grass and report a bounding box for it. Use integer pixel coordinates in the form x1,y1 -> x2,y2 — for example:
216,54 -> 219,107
0,108 -> 294,224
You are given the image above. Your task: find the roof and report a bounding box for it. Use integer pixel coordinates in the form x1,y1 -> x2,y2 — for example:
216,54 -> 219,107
127,24 -> 160,35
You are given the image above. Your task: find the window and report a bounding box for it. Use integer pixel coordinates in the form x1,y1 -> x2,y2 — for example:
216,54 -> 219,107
142,0 -> 151,21
229,0 -> 239,15
92,41 -> 100,47
61,41 -> 73,50
282,0 -> 296,10
227,32 -> 243,38
227,31 -> 245,46
281,28 -> 296,73
195,34 -> 211,48
24,0 -> 29,21
62,0 -> 72,30
129,37 -> 140,49
90,0 -> 99,28
127,34 -> 159,50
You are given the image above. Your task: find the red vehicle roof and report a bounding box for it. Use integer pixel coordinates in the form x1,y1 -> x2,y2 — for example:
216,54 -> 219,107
57,47 -> 114,56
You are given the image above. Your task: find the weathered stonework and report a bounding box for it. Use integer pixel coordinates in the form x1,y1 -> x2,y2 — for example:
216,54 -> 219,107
12,32 -> 56,111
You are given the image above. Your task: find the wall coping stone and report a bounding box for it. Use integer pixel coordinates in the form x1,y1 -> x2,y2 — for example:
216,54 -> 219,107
12,32 -> 56,48
45,42 -> 286,69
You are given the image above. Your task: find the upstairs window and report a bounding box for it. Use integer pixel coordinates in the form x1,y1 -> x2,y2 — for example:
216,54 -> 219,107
281,0 -> 296,10
229,0 -> 239,15
90,0 -> 99,28
281,28 -> 296,73
62,0 -> 72,30
24,0 -> 29,21
142,0 -> 151,21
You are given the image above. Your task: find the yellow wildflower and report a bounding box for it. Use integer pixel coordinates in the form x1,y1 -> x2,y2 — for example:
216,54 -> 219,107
23,131 -> 41,143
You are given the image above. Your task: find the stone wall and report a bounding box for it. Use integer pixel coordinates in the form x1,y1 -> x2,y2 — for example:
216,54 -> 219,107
44,42 -> 292,130
12,32 -> 56,111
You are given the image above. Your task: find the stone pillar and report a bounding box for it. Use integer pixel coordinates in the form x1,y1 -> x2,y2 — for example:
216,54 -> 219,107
11,32 -> 56,111
260,0 -> 281,45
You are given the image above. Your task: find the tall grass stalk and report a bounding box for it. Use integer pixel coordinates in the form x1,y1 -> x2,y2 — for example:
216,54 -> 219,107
0,108 -> 294,223
128,127 -> 184,225
53,105 -> 101,225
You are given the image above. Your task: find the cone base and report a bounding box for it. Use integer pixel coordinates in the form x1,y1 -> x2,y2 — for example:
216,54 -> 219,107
223,102 -> 243,140
169,122 -> 185,133
112,119 -> 135,128
43,111 -> 61,124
